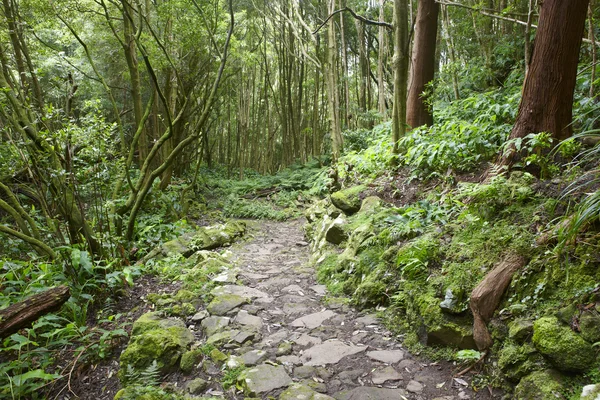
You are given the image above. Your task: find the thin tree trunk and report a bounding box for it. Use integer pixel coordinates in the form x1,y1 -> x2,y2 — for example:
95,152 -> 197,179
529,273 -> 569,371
589,1 -> 596,98
392,0 -> 409,153
326,0 -> 343,161
378,0 -> 387,118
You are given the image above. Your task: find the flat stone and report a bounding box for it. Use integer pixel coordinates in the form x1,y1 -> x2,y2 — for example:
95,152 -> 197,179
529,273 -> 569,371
207,294 -> 248,315
301,340 -> 367,366
355,314 -> 379,326
239,364 -> 292,395
260,329 -> 290,347
242,272 -> 269,280
191,310 -> 209,322
280,383 -> 335,400
338,370 -> 362,384
282,284 -> 305,294
283,303 -> 311,316
241,349 -> 268,366
291,310 -> 337,329
201,316 -> 230,336
277,355 -> 302,365
293,333 -> 322,347
366,350 -> 405,364
211,284 -> 270,299
294,365 -> 317,379
235,310 -> 263,329
334,387 -> 409,400
406,380 -> 424,393
186,378 -> 208,394
258,277 -> 293,288
310,285 -> 327,296
207,329 -> 239,345
233,330 -> 256,344
371,366 -> 403,385
212,269 -> 238,283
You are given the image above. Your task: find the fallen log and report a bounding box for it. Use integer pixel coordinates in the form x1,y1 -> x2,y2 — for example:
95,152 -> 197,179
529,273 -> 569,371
470,253 -> 527,350
0,285 -> 70,339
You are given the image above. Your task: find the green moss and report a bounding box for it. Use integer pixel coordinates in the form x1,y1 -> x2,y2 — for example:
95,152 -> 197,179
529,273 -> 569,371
532,316 -> 595,372
514,370 -> 563,400
508,319 -> 534,344
180,349 -> 203,374
330,185 -> 367,215
498,342 -> 546,381
175,289 -> 196,302
114,386 -> 182,400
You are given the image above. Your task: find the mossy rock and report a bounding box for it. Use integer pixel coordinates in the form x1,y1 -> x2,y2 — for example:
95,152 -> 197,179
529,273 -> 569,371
114,385 -> 181,400
353,280 -> 388,309
514,370 -> 563,400
119,313 -> 194,383
330,185 -> 367,215
180,349 -> 203,374
358,196 -> 382,214
498,342 -> 547,382
532,316 -> 595,372
508,319 -> 534,344
190,221 -> 246,252
580,311 -> 600,344
325,216 -> 349,245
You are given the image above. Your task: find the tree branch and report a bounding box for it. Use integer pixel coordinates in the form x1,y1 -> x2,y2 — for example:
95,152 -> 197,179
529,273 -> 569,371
313,7 -> 392,35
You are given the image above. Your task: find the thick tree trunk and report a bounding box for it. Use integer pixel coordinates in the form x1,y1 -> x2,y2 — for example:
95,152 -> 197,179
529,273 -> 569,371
406,0 -> 439,128
496,0 -> 589,171
0,286 -> 70,339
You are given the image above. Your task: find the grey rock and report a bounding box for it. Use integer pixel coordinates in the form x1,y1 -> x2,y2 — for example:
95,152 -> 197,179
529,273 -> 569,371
366,350 -> 404,364
261,329 -> 290,347
406,380 -> 424,393
206,294 -> 248,316
186,378 -> 208,394
206,329 -> 239,345
191,310 -> 209,323
201,316 -> 230,336
212,268 -> 238,283
283,303 -> 311,316
235,310 -> 263,329
355,314 -> 379,326
310,285 -> 327,296
301,340 -> 367,366
241,349 -> 268,366
291,310 -> 337,329
371,366 -> 402,385
293,333 -> 323,347
277,341 -> 293,356
325,217 -> 348,244
239,364 -> 292,395
211,284 -> 270,299
334,387 -> 409,400
337,369 -> 362,384
282,284 -> 305,294
279,383 -> 334,400
277,355 -> 302,365
294,365 -> 317,379
582,384 -> 600,400
233,330 -> 256,344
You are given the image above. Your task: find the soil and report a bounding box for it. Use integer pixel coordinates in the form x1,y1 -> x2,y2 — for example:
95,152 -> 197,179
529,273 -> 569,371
54,219 -> 502,400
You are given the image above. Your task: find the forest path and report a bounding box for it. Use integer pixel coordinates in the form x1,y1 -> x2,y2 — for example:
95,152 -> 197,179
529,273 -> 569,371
213,218 -> 492,399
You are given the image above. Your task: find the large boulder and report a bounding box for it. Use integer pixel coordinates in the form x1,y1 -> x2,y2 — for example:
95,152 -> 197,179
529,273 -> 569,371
532,316 -> 595,372
498,342 -> 547,381
325,216 -> 349,245
514,370 -> 563,400
330,185 -> 367,215
580,311 -> 600,344
119,313 -> 194,383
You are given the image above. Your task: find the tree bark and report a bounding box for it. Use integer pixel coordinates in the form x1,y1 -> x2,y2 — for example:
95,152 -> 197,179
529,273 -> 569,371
378,0 -> 388,118
391,0 -> 409,153
326,0 -> 343,161
406,0 -> 439,128
496,0 -> 590,171
0,286 -> 70,339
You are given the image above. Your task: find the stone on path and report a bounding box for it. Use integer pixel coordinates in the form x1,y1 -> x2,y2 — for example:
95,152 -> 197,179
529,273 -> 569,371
291,310 -> 337,329
334,387 -> 409,400
366,350 -> 405,364
301,340 -> 367,366
279,383 -> 335,400
406,379 -> 424,393
282,284 -> 305,294
355,314 -> 379,326
212,268 -> 238,283
235,310 -> 263,329
371,366 -> 403,385
240,349 -> 267,366
241,272 -> 269,280
201,316 -> 230,336
211,284 -> 269,299
191,310 -> 209,323
238,364 -> 292,395
260,329 -> 290,347
293,333 -> 322,347
310,285 -> 327,296
206,294 -> 248,315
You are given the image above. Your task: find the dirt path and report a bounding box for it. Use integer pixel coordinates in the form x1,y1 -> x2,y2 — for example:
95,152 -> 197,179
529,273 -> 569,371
209,219 -> 496,399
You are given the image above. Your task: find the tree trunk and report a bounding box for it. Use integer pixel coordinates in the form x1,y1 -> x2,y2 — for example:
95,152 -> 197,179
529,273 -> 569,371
391,0 -> 409,153
326,0 -> 343,161
377,0 -> 387,118
0,286 -> 70,339
406,0 -> 439,128
496,0 -> 590,171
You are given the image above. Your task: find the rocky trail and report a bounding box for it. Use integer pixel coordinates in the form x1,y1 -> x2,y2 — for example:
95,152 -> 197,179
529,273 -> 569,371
185,219 -> 495,399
